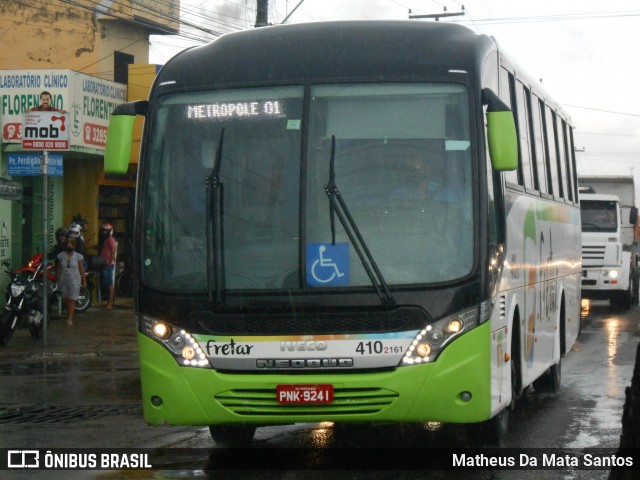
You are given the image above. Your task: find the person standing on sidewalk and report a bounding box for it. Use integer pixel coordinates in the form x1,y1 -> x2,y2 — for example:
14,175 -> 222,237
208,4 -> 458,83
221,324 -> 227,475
56,237 -> 87,326
99,223 -> 117,310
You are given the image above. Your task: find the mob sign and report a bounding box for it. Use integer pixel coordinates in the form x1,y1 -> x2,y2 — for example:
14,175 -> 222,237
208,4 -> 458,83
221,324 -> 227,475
22,111 -> 69,150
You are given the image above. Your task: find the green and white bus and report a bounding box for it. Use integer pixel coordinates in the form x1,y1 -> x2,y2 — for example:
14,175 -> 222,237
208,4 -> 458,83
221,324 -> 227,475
105,21 -> 581,444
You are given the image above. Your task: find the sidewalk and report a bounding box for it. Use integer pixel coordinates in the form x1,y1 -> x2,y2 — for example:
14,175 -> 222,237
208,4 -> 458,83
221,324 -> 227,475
0,297 -> 137,361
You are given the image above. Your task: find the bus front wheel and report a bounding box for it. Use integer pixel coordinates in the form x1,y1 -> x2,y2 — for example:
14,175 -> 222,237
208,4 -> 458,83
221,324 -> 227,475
209,425 -> 257,446
468,405 -> 509,446
533,358 -> 561,394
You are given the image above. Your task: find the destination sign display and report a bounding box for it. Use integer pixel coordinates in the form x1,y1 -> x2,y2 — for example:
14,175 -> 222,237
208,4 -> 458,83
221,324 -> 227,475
187,100 -> 284,119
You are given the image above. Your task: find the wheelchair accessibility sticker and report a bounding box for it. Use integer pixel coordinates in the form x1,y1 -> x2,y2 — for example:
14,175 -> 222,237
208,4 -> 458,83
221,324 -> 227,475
306,243 -> 349,286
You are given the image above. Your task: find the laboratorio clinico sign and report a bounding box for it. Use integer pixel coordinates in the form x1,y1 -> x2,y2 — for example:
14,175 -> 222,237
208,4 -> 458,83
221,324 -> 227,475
0,69 -> 126,151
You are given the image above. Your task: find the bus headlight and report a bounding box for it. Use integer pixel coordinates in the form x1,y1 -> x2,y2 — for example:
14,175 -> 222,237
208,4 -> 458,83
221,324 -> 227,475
152,322 -> 171,339
140,315 -> 211,368
607,270 -> 619,279
401,306 -> 481,366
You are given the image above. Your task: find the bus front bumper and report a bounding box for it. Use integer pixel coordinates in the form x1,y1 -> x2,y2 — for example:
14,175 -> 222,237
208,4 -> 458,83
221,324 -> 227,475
137,321 -> 492,427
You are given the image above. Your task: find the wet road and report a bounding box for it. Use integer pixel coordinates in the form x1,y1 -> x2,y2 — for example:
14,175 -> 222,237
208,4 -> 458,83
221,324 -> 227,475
0,300 -> 638,479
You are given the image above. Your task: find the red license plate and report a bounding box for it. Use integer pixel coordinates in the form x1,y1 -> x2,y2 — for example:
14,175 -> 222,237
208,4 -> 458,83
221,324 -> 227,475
276,384 -> 334,404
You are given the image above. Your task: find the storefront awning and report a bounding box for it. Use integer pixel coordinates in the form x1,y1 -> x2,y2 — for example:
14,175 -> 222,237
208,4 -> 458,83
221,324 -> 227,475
0,178 -> 22,201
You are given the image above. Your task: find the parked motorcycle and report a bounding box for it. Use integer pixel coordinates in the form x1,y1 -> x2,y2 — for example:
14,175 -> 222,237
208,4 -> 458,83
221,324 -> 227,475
0,253 -> 92,345
0,254 -> 56,345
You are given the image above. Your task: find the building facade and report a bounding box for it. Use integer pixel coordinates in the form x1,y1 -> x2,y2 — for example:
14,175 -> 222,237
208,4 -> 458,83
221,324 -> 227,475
0,1 -> 175,282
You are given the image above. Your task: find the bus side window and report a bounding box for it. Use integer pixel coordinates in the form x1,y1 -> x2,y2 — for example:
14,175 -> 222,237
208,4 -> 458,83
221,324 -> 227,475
531,95 -> 548,194
513,80 -> 534,191
567,124 -> 579,201
522,85 -> 540,191
561,119 -> 575,202
556,115 -> 570,200
550,111 -> 565,199
543,105 -> 561,196
502,70 -> 520,187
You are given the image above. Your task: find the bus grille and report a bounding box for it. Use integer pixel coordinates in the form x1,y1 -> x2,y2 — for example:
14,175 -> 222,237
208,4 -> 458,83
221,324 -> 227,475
214,387 -> 398,416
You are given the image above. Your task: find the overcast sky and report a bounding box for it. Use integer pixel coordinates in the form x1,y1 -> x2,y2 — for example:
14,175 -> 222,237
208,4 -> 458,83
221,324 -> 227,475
150,0 -> 640,187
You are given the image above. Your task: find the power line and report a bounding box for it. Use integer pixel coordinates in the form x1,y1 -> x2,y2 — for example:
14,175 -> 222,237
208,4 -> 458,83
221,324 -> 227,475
565,104 -> 640,118
575,132 -> 640,138
453,10 -> 640,26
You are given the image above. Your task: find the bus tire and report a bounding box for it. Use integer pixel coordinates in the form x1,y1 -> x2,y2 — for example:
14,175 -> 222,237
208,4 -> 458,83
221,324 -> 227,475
469,408 -> 509,446
209,425 -> 256,446
469,327 -> 519,445
533,358 -> 561,394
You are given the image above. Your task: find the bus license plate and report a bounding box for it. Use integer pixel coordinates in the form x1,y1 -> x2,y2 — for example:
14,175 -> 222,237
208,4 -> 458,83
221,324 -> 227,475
276,384 -> 334,404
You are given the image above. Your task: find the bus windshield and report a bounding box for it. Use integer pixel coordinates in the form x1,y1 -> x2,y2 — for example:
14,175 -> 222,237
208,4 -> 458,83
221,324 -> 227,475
140,83 -> 474,292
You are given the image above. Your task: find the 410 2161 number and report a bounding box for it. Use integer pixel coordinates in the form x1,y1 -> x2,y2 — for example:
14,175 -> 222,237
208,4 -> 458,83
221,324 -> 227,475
355,341 -> 403,355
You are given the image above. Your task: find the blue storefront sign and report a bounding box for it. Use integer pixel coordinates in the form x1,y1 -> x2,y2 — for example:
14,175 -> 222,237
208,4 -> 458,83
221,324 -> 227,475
7,153 -> 63,176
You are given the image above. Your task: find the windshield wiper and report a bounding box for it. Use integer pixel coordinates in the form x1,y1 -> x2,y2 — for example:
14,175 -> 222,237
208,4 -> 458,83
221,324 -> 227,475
324,135 -> 395,306
205,128 -> 226,308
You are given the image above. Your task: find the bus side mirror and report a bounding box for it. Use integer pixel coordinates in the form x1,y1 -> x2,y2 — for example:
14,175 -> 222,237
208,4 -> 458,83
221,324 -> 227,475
630,206 -> 638,225
104,101 -> 148,174
483,88 -> 518,172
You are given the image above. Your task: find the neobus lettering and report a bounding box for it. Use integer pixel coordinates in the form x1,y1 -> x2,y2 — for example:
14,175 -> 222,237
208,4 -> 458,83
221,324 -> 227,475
256,358 -> 354,369
205,339 -> 253,356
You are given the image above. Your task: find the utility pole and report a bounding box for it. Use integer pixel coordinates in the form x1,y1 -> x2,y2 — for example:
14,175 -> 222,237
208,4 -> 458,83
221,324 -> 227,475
255,0 -> 269,27
409,6 -> 465,21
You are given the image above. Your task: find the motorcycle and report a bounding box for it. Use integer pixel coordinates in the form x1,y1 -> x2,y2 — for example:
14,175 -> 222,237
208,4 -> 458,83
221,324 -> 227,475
0,253 -> 92,345
0,254 -> 56,345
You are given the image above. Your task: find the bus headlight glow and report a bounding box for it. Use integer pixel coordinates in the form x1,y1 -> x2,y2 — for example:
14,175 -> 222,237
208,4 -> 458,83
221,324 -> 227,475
401,306 -> 480,366
181,346 -> 196,360
152,322 -> 171,339
140,315 -> 211,369
445,319 -> 463,334
416,343 -> 431,357
608,270 -> 619,279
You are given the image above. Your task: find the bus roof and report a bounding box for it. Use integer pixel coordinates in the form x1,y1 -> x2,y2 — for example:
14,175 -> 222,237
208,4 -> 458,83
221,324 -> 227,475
153,21 -> 496,93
